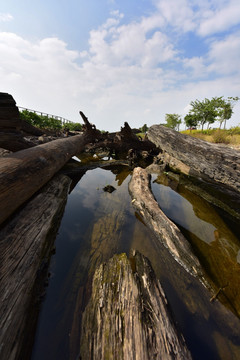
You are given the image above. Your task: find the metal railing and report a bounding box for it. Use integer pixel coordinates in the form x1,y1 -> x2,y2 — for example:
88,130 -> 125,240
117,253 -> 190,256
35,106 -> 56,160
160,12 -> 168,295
18,106 -> 73,126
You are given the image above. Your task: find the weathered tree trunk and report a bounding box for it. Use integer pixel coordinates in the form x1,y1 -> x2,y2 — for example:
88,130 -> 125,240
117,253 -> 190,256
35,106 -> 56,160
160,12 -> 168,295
0,173 -> 71,360
0,131 -> 95,226
129,167 -> 208,286
80,252 -> 192,360
0,92 -> 38,151
147,125 -> 240,193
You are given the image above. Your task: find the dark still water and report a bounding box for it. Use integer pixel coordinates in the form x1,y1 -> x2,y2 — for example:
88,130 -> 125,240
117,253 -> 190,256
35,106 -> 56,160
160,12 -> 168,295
31,165 -> 240,360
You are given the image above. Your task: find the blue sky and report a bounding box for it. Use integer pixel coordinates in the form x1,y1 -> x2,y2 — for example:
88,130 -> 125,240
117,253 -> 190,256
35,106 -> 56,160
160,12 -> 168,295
1,0 -> 240,131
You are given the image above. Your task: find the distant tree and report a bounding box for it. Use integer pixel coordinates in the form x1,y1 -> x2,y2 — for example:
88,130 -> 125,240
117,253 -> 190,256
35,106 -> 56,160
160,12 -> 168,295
141,124 -> 148,133
189,98 -> 218,130
216,96 -> 239,129
165,113 -> 181,131
184,113 -> 198,130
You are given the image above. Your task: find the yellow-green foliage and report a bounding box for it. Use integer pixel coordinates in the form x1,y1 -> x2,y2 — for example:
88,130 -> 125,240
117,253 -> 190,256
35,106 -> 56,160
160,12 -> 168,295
212,130 -> 230,144
181,127 -> 240,146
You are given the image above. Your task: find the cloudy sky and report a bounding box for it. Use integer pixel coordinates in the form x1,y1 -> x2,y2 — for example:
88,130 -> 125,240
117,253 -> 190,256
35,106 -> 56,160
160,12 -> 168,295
1,0 -> 240,131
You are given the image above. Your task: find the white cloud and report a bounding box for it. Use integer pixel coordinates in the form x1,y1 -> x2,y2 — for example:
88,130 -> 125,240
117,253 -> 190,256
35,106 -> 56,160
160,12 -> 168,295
1,2 -> 240,132
0,13 -> 13,22
154,0 -> 196,32
208,33 -> 240,75
198,0 -> 240,36
87,11 -> 177,68
154,0 -> 240,37
183,56 -> 207,78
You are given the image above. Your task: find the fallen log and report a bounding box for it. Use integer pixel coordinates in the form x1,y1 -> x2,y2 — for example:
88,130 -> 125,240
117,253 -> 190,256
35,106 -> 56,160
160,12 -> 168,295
0,130 -> 95,226
128,167 -> 207,285
147,125 -> 240,193
0,173 -> 71,360
80,252 -> 192,360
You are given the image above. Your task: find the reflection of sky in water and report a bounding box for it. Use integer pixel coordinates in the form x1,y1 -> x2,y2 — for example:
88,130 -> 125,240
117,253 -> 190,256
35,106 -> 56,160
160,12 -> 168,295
72,168 -> 130,211
151,178 -> 216,244
72,156 -> 81,162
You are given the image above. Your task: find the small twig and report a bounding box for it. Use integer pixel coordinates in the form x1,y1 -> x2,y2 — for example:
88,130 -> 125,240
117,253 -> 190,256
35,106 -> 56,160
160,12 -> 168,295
210,283 -> 229,302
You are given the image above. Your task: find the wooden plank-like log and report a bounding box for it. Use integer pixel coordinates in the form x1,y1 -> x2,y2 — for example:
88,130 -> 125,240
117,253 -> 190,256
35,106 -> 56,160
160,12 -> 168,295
0,131 -> 94,225
0,173 -> 71,360
128,167 -> 208,286
147,125 -> 240,193
80,252 -> 192,360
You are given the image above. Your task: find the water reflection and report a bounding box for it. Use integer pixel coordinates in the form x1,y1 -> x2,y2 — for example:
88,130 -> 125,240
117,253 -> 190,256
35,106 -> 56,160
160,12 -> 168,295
152,171 -> 240,318
31,165 -> 240,360
152,176 -> 216,244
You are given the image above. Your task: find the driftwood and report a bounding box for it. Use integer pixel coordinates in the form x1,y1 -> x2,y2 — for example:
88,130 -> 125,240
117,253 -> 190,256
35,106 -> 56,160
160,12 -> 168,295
147,125 -> 240,193
0,173 -> 71,360
129,167 -> 207,285
0,129 -> 96,226
0,92 -> 38,151
80,252 -> 192,360
81,120 -> 156,160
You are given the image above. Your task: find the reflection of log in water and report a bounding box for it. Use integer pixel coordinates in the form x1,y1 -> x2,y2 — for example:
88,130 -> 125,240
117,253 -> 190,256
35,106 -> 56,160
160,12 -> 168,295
43,167 -> 131,359
69,188 -> 131,358
0,174 -> 71,360
80,252 -> 192,360
152,169 -> 240,318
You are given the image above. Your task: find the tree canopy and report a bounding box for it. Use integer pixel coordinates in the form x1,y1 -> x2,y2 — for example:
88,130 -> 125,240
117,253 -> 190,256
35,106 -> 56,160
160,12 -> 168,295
165,113 -> 181,131
184,96 -> 239,130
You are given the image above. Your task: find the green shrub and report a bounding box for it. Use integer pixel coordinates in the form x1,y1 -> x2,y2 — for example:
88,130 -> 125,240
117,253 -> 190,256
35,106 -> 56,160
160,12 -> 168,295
67,122 -> 82,131
20,109 -> 62,130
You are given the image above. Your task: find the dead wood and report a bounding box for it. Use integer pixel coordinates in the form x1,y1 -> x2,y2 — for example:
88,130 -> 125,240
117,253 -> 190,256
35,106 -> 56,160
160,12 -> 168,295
80,252 -> 192,360
147,125 -> 240,193
0,131 -> 95,226
0,173 -> 71,360
128,167 -> 208,285
0,92 -> 38,151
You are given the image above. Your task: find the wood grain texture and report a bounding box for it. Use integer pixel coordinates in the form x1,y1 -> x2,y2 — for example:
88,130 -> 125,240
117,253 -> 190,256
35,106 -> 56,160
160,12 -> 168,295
147,125 -> 240,193
80,252 -> 192,360
0,132 -> 93,225
0,173 -> 71,360
129,167 -> 208,285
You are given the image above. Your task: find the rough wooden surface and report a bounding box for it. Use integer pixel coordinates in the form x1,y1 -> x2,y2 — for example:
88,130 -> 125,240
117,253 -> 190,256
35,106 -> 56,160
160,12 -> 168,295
129,167 -> 207,285
147,125 -> 240,193
0,92 -> 37,151
0,131 -> 94,226
80,252 -> 192,360
0,173 -> 71,360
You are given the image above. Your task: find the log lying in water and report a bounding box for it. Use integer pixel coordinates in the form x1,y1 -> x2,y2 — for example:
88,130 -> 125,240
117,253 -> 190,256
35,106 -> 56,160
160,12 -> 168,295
0,130 -> 95,226
129,167 -> 207,285
0,173 -> 71,360
80,252 -> 192,360
147,125 -> 240,193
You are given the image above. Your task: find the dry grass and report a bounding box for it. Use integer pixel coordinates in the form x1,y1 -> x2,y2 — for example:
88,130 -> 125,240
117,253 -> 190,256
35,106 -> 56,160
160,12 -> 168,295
181,128 -> 240,149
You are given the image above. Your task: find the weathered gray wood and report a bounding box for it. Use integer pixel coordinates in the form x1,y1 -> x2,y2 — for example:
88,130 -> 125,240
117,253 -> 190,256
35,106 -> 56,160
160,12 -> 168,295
0,173 -> 71,360
129,167 -> 207,285
147,125 -> 240,193
0,92 -> 35,151
80,252 -> 192,360
0,131 -> 94,226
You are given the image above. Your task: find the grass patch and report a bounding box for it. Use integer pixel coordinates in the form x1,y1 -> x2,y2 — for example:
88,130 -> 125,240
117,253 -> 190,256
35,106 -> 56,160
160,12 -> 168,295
212,130 -> 230,144
181,127 -> 240,147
